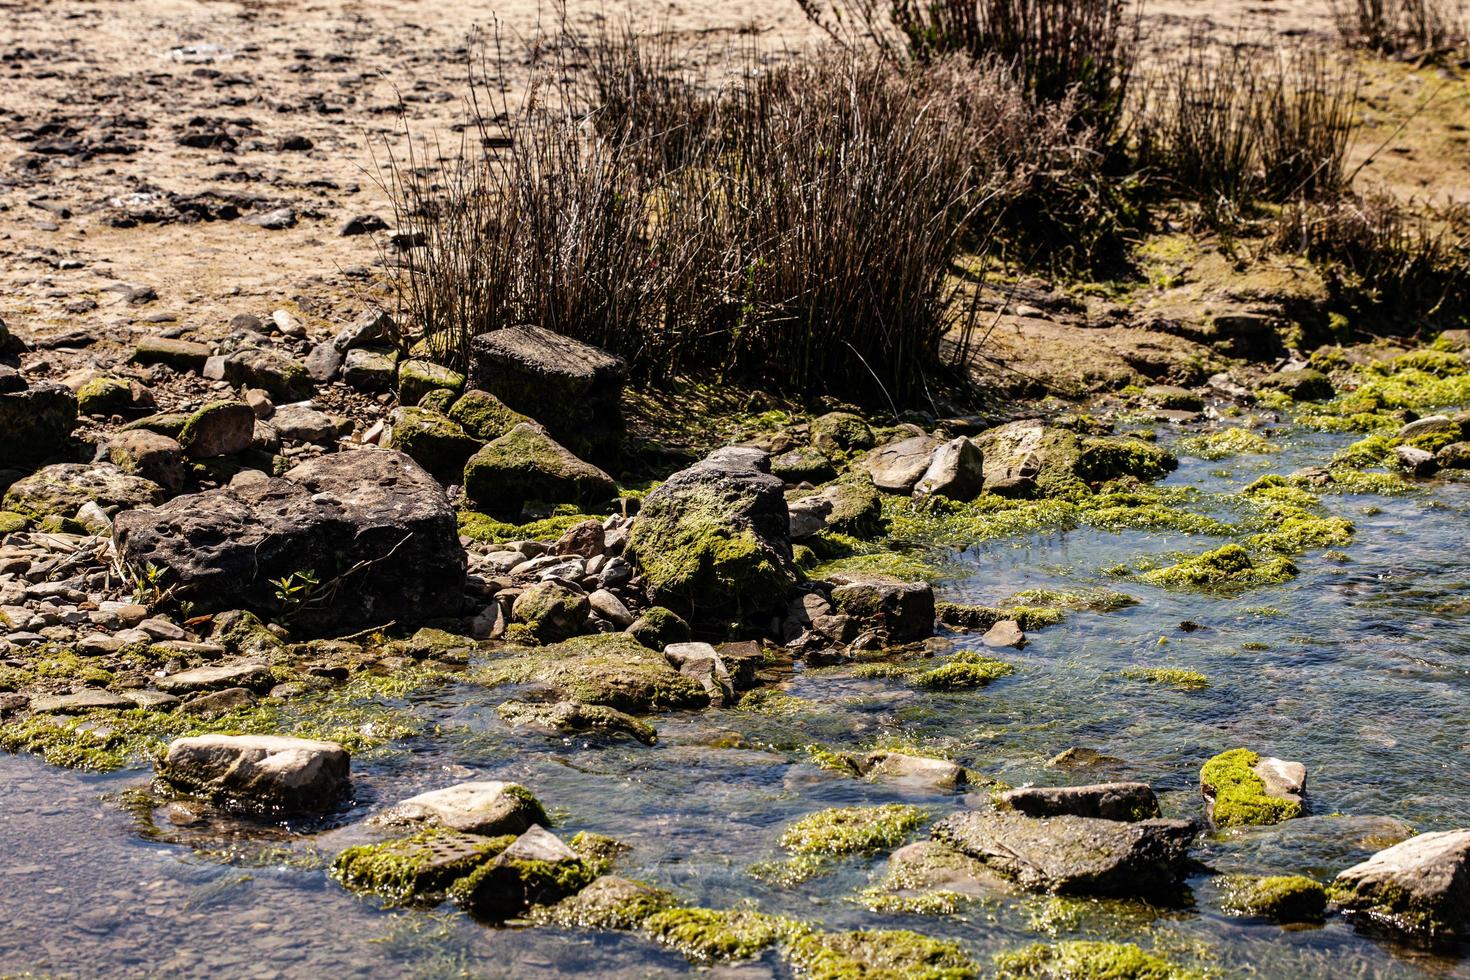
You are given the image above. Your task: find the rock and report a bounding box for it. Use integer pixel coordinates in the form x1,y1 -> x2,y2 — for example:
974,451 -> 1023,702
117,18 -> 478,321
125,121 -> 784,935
29,690 -> 133,713
398,359 -> 465,406
1224,875 -> 1327,923
1397,414 -> 1459,442
158,734 -> 349,812
625,447 -> 795,623
1200,748 -> 1305,828
477,633 -> 708,713
770,448 -> 838,484
1260,367 -> 1334,401
511,581 -> 590,643
809,411 -> 874,454
851,751 -> 966,791
1395,445 -> 1440,477
463,424 -> 616,513
884,840 -> 1011,896
997,783 -> 1161,822
131,337 -> 211,372
862,435 -> 940,493
177,401 -> 255,458
156,661 -> 273,694
76,376 -> 138,416
496,699 -> 657,745
933,810 -> 1195,896
340,213 -> 388,236
544,875 -> 673,929
794,474 -> 884,538
179,686 -> 257,717
447,389 -> 532,442
342,348 -> 398,392
1144,385 -> 1204,411
981,619 -> 1026,649
971,420 -> 1083,497
245,206 -> 295,229
383,407 -> 481,485
787,495 -> 833,540
663,641 -> 734,706
3,463 -> 162,520
828,573 -> 935,643
377,781 -> 547,837
304,342 -> 343,382
334,310 -> 393,352
1438,441 -> 1470,468
913,437 -> 984,501
106,430 -> 185,494
553,520 -> 605,558
468,325 -> 626,463
451,825 -> 593,919
333,830 -> 504,904
0,380 -> 76,464
625,606 -> 691,651
588,589 -> 634,628
113,450 -> 466,633
223,349 -> 312,401
1330,828 -> 1470,942
269,404 -> 341,445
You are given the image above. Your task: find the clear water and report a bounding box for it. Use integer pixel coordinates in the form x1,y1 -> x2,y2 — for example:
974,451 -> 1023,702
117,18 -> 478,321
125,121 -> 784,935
3,420 -> 1469,978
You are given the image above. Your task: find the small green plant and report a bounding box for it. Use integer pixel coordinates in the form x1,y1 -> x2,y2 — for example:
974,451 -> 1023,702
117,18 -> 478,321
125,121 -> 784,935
129,561 -> 167,605
271,569 -> 323,620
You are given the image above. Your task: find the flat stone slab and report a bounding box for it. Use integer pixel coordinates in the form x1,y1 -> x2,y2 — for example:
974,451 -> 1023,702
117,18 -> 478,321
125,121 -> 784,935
29,690 -> 133,714
1332,828 -> 1470,942
158,734 -> 349,812
997,782 -> 1161,822
156,661 -> 273,694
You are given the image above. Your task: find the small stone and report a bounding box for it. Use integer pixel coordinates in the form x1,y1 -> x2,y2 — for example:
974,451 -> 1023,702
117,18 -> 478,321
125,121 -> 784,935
588,589 -> 634,628
245,207 -> 296,229
131,337 -> 211,372
340,213 -> 388,236
913,437 -> 984,501
156,661 -> 273,694
304,343 -> 343,382
179,686 -> 257,717
376,780 -> 547,837
663,641 -> 734,706
107,430 -> 186,493
30,690 -> 133,713
342,348 -> 398,392
178,401 -> 257,459
1395,445 -> 1439,477
981,619 -> 1026,649
862,435 -> 940,493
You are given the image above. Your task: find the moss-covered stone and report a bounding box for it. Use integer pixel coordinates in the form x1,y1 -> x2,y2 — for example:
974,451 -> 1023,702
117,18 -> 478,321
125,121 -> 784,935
1179,428 -> 1278,460
1261,368 -> 1334,402
383,407 -> 481,485
76,376 -> 134,416
1139,544 -> 1297,590
510,581 -> 590,644
785,928 -> 979,980
448,826 -> 597,919
456,509 -> 600,545
626,606 -> 692,651
463,423 -> 617,513
643,907 -> 795,962
0,510 -> 30,534
474,634 -> 708,713
448,389 -> 533,442
779,804 -> 927,857
2,462 -> 162,520
913,652 -> 1015,691
496,699 -> 657,745
993,940 -> 1197,979
397,359 -> 465,407
1199,748 -> 1302,828
210,609 -> 285,656
810,412 -> 875,454
177,400 -> 254,458
1076,437 -> 1178,484
791,473 -> 885,538
772,448 -> 838,484
936,603 -> 1064,632
541,875 -> 676,930
1121,667 -> 1208,690
1221,874 -> 1327,923
331,828 -> 512,906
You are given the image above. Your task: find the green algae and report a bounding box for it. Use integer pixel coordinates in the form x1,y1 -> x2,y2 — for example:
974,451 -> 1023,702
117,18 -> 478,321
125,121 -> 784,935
472,634 -> 707,713
913,652 -> 1016,691
536,876 -> 677,930
1076,437 -> 1179,484
1121,668 -> 1209,690
993,940 -> 1199,979
1200,748 -> 1302,828
936,603 -> 1063,632
850,886 -> 976,916
331,829 -> 513,906
1003,588 -> 1138,612
747,853 -> 836,887
784,928 -> 980,980
1139,544 -> 1297,591
1179,428 -> 1278,461
1220,874 -> 1326,922
779,804 -> 928,857
1242,509 -> 1354,555
457,509 -> 600,545
642,907 -> 795,962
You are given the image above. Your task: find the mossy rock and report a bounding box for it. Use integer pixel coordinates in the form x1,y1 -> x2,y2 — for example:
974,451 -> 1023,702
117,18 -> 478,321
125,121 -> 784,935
120,411 -> 190,439
771,448 -> 838,484
971,421 -> 1086,498
463,423 -> 616,513
177,400 -> 255,459
0,510 -> 29,534
913,651 -> 1014,691
810,412 -> 875,454
1221,874 -> 1326,923
1143,385 -> 1204,412
779,804 -> 928,857
785,928 -> 979,980
1076,437 -> 1177,484
2,462 -> 162,520
210,609 -> 286,656
76,376 -> 134,416
1199,748 -> 1302,828
541,875 -> 676,930
474,633 -> 708,713
1261,368 -> 1334,402
497,699 -> 657,745
1180,428 -> 1278,460
791,473 -> 885,538
511,581 -> 591,644
331,828 -> 513,906
449,825 -> 597,920
397,358 -> 465,407
643,907 -> 795,962
418,388 -> 457,414
1139,544 -> 1296,591
626,606 -> 691,651
448,389 -> 533,442
383,407 -> 481,485
993,940 -> 1197,979
130,337 -> 211,372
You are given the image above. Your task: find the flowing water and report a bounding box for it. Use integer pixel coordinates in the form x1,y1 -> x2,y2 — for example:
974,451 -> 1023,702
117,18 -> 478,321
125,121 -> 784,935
2,419 -> 1469,978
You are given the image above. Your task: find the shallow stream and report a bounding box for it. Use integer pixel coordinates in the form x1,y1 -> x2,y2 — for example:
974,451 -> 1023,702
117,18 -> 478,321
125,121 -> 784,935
3,418 -> 1468,978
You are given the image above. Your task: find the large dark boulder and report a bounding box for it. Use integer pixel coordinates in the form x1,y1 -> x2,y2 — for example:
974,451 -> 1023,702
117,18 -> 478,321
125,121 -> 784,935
0,380 -> 77,465
625,447 -> 796,624
113,449 -> 466,633
468,325 -> 626,463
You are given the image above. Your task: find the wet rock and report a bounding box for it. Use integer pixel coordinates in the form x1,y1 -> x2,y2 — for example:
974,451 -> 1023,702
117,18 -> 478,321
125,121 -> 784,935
543,875 -> 674,929
398,359 -> 465,406
463,424 -> 615,513
933,810 -> 1195,896
383,407 -> 480,485
113,450 -> 466,633
809,411 -> 874,454
1437,441 -> 1470,468
997,782 -> 1161,822
663,641 -> 734,706
468,325 -> 625,463
0,380 -> 77,465
1329,828 -> 1470,942
828,573 -> 935,643
913,436 -> 984,501
158,733 -> 350,811
793,473 -> 884,538
1224,874 -> 1327,923
787,495 -> 833,540
1396,414 -> 1459,442
342,348 -> 398,392
511,581 -> 590,643
377,781 -> 548,837
981,619 -> 1026,649
3,462 -> 162,521
156,660 -> 273,694
626,447 -> 795,624
971,420 -> 1081,497
496,698 -> 656,745
223,349 -> 312,401
29,690 -> 133,713
625,606 -> 691,651
884,840 -> 1011,896
851,751 -> 966,791
106,430 -> 185,493
178,400 -> 255,458
131,337 -> 210,372
477,633 -> 708,713
861,435 -> 940,493
333,829 -> 506,905
1201,749 -> 1305,828
451,825 -> 594,920
1260,367 -> 1334,401
1394,445 -> 1439,477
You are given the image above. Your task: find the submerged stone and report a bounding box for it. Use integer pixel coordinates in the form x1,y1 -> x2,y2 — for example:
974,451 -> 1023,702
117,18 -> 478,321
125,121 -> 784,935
1222,874 -> 1327,923
332,828 -> 511,906
475,633 -> 708,713
496,699 -> 657,745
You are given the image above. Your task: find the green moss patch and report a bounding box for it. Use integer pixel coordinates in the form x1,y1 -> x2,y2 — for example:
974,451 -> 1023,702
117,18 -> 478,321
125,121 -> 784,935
1200,748 -> 1302,828
1139,544 -> 1297,591
331,829 -> 513,906
913,652 -> 1015,691
785,928 -> 979,980
473,634 -> 708,713
1220,874 -> 1326,922
643,907 -> 796,962
993,940 -> 1198,979
779,804 -> 928,857
1179,428 -> 1278,460
1121,667 -> 1209,690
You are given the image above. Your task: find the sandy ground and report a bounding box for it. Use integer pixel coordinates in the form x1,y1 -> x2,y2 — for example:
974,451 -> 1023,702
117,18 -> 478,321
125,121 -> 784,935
0,0 -> 1462,397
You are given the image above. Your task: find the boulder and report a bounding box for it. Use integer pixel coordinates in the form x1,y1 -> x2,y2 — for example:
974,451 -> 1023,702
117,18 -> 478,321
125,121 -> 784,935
76,376 -> 141,416
342,348 -> 398,392
451,825 -> 594,919
971,420 -> 1084,497
1330,828 -> 1470,942
1200,748 -> 1305,828
0,380 -> 76,465
447,389 -> 533,442
828,573 -> 935,643
158,734 -> 349,812
223,349 -> 313,401
178,401 -> 255,458
862,435 -> 940,493
377,780 -> 547,837
131,337 -> 211,372
793,474 -> 884,538
997,783 -> 1161,822
270,404 -> 342,445
933,810 -> 1195,896
3,462 -> 162,520
625,447 -> 796,623
106,430 -> 186,494
809,411 -> 874,454
383,407 -> 481,485
981,619 -> 1026,649
398,359 -> 465,406
625,606 -> 691,651
913,437 -> 984,501
468,325 -> 626,463
462,424 -> 616,513
113,449 -> 466,633
511,581 -> 590,643
787,495 -> 833,540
